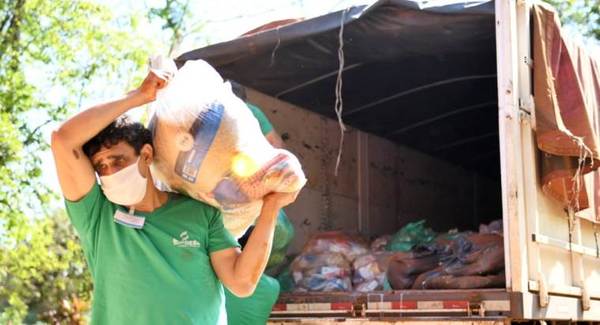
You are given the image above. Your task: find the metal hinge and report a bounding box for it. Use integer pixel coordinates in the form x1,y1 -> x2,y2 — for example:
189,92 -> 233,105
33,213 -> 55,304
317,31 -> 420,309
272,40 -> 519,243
519,95 -> 536,129
352,303 -> 366,317
519,96 -> 534,113
468,302 -> 485,317
538,272 -> 549,308
582,284 -> 591,311
524,56 -> 534,68
353,296 -> 367,317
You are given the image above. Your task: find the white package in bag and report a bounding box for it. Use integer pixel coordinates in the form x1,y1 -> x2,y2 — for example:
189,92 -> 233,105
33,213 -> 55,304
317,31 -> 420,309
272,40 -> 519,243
148,56 -> 306,238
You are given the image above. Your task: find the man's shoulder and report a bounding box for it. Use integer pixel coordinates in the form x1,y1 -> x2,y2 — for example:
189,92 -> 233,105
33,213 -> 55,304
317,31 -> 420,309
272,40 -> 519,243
168,193 -> 220,214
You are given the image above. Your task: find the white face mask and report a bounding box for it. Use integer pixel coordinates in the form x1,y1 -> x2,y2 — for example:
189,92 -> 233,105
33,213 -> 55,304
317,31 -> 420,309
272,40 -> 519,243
99,157 -> 148,206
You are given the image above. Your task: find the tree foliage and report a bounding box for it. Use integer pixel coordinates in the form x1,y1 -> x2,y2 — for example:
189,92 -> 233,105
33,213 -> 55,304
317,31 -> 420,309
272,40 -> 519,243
0,0 -> 153,322
2,211 -> 92,324
148,0 -> 205,56
544,0 -> 600,40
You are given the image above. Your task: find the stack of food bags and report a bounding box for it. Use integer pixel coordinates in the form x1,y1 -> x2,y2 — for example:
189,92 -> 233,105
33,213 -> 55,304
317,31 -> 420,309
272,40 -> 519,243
290,232 -> 368,292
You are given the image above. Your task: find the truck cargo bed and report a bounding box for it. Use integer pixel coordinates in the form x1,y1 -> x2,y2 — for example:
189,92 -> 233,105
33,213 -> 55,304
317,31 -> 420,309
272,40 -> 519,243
271,289 -> 512,320
179,0 -> 600,322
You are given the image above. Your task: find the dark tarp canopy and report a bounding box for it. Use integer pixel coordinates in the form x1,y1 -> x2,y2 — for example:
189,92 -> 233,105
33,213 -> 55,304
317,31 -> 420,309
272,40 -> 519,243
177,0 -> 499,179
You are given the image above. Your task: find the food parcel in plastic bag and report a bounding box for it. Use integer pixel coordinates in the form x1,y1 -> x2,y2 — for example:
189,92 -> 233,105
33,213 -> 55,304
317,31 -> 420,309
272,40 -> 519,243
301,231 -> 369,261
352,252 -> 394,292
147,56 -> 306,238
291,253 -> 353,292
290,232 -> 369,292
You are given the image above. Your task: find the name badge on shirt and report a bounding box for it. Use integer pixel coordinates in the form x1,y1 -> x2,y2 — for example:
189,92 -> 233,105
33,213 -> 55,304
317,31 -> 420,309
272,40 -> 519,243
114,209 -> 145,229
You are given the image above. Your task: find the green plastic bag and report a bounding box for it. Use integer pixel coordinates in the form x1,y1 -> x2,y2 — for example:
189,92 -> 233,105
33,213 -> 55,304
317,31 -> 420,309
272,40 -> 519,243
266,210 -> 295,268
386,220 -> 436,252
225,274 -> 281,325
267,249 -> 287,269
383,276 -> 392,291
276,266 -> 295,293
272,210 -> 295,251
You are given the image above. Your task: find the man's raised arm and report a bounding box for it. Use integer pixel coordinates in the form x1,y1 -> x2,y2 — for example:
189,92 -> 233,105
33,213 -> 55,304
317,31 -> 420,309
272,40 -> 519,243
50,73 -> 165,201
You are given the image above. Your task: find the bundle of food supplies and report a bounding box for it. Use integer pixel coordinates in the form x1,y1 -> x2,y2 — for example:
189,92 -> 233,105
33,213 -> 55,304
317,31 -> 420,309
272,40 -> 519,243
146,56 -> 307,238
352,252 -> 394,292
386,219 -> 437,252
283,220 -> 504,293
289,232 -> 369,292
287,232 -> 395,292
387,220 -> 505,290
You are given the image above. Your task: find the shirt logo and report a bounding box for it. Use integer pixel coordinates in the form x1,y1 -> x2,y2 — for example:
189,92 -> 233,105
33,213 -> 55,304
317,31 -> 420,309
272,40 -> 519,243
172,231 -> 200,248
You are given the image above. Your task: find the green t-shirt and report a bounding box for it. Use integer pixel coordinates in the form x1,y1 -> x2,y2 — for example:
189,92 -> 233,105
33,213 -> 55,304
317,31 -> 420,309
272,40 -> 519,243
64,183 -> 239,325
246,103 -> 273,135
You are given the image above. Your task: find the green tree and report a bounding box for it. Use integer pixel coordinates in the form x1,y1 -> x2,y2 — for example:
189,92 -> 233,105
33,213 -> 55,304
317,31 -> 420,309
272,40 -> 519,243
544,0 -> 600,40
3,211 -> 92,324
148,0 -> 205,56
149,0 -> 191,56
0,0 -> 154,322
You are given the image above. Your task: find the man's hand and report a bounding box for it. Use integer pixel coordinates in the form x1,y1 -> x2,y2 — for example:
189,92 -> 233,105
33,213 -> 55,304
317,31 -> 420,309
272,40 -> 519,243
129,71 -> 170,105
210,190 -> 299,297
263,191 -> 299,210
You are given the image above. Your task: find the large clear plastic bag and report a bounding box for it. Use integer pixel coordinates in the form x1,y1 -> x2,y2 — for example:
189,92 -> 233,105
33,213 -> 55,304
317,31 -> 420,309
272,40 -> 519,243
352,252 -> 394,292
290,253 -> 353,292
301,231 -> 369,261
147,57 -> 306,238
289,232 -> 369,292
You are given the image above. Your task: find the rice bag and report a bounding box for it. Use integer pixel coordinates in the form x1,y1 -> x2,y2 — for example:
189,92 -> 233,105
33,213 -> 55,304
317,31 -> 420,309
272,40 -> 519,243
147,56 -> 306,238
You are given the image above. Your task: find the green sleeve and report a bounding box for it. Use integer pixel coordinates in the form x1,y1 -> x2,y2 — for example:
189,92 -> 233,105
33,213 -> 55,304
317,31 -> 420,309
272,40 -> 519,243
246,103 -> 274,135
208,209 -> 241,253
64,183 -> 105,256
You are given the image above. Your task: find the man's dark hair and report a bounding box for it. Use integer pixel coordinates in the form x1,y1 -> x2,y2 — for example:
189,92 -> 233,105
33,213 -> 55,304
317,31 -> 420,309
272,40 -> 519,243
83,116 -> 152,158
